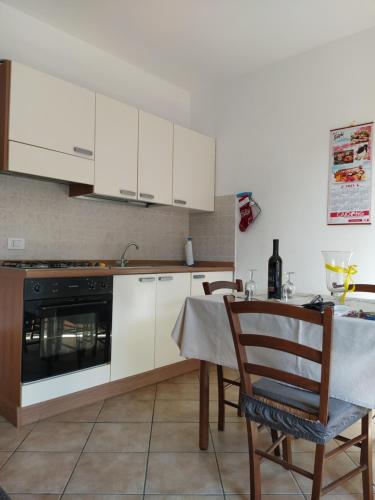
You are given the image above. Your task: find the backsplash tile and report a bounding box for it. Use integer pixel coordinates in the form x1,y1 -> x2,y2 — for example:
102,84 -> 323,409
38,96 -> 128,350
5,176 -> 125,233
0,175 -> 190,261
189,195 -> 235,261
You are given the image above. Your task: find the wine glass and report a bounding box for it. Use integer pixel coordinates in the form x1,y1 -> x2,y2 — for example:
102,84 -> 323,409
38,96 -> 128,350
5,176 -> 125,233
245,269 -> 257,301
281,272 -> 295,302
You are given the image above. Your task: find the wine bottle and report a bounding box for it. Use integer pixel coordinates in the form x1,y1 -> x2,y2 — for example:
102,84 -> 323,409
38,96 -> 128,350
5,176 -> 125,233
268,239 -> 282,299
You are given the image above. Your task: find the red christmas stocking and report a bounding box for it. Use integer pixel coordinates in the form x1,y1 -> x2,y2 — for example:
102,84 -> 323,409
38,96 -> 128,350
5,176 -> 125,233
238,193 -> 254,232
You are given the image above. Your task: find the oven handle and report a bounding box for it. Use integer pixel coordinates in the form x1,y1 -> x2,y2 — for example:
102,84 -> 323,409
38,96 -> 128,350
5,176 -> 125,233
40,300 -> 110,311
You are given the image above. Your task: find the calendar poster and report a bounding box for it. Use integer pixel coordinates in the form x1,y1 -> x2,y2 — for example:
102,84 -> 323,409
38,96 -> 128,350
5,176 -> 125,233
328,122 -> 373,225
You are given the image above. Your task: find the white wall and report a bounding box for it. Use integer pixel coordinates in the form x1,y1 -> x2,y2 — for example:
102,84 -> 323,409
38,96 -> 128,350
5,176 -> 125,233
191,27 -> 375,294
0,2 -> 190,125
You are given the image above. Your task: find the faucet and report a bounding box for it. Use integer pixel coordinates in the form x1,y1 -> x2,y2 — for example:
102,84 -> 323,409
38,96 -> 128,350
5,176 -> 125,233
120,242 -> 139,267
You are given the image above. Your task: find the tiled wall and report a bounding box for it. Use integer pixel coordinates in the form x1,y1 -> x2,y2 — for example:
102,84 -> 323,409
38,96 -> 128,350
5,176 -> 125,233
0,176 -> 190,261
189,195 -> 235,262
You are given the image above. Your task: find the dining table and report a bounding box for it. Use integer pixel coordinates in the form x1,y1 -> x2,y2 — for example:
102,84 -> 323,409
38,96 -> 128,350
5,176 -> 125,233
171,292 -> 375,450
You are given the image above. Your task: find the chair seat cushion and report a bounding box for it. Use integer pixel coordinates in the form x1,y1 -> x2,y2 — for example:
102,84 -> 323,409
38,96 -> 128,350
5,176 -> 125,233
240,378 -> 369,444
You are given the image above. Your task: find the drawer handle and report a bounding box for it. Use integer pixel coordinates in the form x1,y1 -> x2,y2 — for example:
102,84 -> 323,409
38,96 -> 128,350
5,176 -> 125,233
73,146 -> 93,156
120,189 -> 136,197
139,277 -> 155,283
158,276 -> 173,281
174,199 -> 187,205
139,193 -> 154,200
193,274 -> 205,279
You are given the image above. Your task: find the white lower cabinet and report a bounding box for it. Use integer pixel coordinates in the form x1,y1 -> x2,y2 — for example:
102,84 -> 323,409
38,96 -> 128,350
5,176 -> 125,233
190,271 -> 234,296
155,273 -> 190,368
111,275 -> 156,381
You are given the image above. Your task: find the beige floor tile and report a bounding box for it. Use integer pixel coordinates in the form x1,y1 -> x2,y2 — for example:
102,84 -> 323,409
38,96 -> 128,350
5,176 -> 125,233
211,422 -> 273,452
216,452 -> 300,494
109,385 -> 156,401
63,496 -> 142,499
0,451 -> 11,468
291,436 -> 336,453
0,423 -> 34,451
46,401 -> 103,422
226,496 -> 303,499
84,422 -> 151,452
153,400 -> 200,422
145,496 -> 224,499
156,383 -> 199,400
145,452 -> 222,494
165,371 -> 199,384
0,451 -> 79,494
66,452 -> 147,494
19,422 -> 93,452
304,495 -> 362,499
10,495 -> 61,499
97,399 -> 154,422
150,423 -> 212,452
291,452 -> 363,494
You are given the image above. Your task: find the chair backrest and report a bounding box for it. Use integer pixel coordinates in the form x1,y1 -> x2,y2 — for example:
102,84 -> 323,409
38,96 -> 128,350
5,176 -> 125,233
203,279 -> 243,295
224,296 -> 333,424
349,284 -> 375,293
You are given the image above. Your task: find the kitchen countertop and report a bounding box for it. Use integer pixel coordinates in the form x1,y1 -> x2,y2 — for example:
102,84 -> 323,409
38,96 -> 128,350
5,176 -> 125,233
0,261 -> 234,279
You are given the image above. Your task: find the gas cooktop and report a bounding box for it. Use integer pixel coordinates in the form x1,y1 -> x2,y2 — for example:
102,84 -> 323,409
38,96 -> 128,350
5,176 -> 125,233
1,261 -> 107,269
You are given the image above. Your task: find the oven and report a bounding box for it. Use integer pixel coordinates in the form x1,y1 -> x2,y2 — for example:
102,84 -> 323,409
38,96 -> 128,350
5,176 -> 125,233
22,276 -> 113,383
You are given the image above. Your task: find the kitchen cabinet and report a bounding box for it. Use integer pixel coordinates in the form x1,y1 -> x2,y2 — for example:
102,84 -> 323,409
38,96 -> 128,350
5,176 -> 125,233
94,94 -> 139,200
190,271 -> 234,296
111,274 -> 156,380
6,61 -> 95,184
155,273 -> 190,368
138,110 -> 173,205
173,124 -> 215,212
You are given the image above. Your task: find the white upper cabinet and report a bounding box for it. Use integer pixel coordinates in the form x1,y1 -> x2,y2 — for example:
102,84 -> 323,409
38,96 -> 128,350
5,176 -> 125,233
94,94 -> 139,200
173,124 -> 215,212
138,111 -> 173,205
9,62 -> 95,160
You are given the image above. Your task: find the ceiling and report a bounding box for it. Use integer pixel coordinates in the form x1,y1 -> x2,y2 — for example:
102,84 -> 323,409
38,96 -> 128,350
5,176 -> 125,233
3,0 -> 375,90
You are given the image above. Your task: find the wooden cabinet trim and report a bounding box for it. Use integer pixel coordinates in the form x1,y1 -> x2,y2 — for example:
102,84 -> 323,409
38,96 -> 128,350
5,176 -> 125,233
0,60 -> 11,171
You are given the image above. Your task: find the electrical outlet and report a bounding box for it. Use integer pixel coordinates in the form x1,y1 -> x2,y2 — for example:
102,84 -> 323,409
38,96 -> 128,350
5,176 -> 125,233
8,238 -> 25,250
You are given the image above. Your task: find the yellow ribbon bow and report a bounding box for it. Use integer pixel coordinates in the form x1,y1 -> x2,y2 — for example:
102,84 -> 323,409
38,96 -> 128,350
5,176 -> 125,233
325,263 -> 358,304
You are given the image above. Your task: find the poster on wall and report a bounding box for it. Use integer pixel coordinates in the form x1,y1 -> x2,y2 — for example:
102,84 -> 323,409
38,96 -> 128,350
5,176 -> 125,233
327,122 -> 373,225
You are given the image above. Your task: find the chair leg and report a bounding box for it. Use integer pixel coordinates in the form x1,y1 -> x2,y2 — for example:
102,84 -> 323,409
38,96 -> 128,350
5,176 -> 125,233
311,443 -> 325,500
217,365 -> 225,431
270,429 -> 281,457
360,411 -> 373,500
246,419 -> 261,499
282,434 -> 292,467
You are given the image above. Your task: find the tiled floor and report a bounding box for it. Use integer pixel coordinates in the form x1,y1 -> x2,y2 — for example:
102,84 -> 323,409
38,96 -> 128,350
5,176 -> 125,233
0,366 -> 373,499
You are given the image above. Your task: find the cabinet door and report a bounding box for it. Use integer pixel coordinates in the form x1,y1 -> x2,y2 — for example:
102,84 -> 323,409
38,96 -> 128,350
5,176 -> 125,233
155,273 -> 190,368
138,111 -> 173,205
111,275 -> 156,381
190,271 -> 234,296
173,125 -> 215,211
95,94 -> 138,199
9,61 -> 95,160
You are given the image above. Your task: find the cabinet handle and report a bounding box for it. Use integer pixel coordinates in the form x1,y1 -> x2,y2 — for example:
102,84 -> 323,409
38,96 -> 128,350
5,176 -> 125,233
158,276 -> 173,281
138,277 -> 156,283
193,274 -> 206,279
139,193 -> 154,200
120,189 -> 136,197
73,146 -> 93,156
174,199 -> 187,205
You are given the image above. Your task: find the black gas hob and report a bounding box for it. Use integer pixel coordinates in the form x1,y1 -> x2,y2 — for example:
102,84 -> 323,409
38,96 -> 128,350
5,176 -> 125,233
1,260 -> 106,269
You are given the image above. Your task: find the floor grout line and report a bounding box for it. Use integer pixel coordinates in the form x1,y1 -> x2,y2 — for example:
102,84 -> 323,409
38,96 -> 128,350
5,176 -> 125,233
142,388 -> 157,499
209,421 -> 226,498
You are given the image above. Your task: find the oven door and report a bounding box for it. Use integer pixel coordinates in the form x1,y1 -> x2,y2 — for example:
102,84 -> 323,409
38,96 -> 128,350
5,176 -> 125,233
22,294 -> 112,383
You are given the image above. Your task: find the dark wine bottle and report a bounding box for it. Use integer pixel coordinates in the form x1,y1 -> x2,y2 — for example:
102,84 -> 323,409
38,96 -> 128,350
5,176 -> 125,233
267,239 -> 282,299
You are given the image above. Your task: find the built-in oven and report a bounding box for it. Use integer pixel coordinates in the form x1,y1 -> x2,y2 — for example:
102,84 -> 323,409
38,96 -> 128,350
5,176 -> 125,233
22,276 -> 113,383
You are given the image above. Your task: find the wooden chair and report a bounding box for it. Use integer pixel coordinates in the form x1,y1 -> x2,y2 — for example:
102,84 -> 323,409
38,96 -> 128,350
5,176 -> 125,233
202,279 -> 244,431
224,296 -> 373,499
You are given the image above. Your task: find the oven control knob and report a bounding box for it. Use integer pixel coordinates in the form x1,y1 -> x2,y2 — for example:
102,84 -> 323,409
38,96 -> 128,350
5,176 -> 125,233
33,282 -> 41,293
88,280 -> 96,290
100,281 -> 107,289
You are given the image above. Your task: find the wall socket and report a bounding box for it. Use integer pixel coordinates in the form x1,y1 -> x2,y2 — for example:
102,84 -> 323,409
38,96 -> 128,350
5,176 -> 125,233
8,238 -> 25,250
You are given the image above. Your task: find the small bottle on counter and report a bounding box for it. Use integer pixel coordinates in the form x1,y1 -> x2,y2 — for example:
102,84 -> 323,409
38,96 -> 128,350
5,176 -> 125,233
185,237 -> 195,266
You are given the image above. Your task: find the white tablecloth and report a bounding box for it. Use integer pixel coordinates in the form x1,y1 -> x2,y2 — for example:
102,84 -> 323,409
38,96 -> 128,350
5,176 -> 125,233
172,294 -> 375,409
